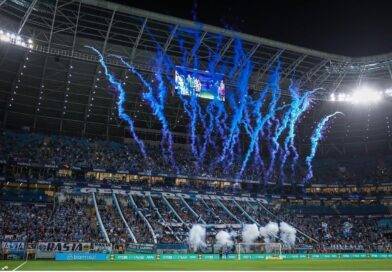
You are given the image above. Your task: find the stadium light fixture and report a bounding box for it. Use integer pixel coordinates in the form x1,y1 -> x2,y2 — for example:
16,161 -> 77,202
349,87 -> 382,104
0,29 -> 33,49
329,86 -> 383,105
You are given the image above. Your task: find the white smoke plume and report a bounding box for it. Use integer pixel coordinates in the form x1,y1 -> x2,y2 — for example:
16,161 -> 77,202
215,230 -> 234,248
241,224 -> 259,244
279,222 -> 297,248
188,224 -> 206,251
259,221 -> 279,243
230,230 -> 238,238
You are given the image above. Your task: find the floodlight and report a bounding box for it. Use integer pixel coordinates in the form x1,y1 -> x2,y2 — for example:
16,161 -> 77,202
349,87 -> 382,104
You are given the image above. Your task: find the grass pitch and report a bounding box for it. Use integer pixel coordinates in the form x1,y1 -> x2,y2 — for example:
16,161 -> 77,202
1,259 -> 392,271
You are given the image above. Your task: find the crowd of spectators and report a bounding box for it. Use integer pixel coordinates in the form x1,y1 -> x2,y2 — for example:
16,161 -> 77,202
2,130 -> 392,185
117,196 -> 155,244
132,195 -> 179,244
0,196 -> 103,245
0,130 -> 391,253
269,204 -> 391,253
0,192 -> 391,253
96,196 -> 129,245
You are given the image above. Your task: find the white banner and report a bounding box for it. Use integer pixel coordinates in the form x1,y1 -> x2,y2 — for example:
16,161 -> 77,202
35,242 -> 91,259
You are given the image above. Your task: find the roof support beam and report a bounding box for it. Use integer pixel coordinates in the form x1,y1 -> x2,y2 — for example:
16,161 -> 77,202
187,31 -> 207,66
2,51 -> 30,128
312,71 -> 331,88
83,10 -> 116,136
256,49 -> 284,84
130,18 -> 147,63
299,59 -> 329,87
17,0 -> 38,34
233,43 -> 260,78
164,25 -> 178,51
32,0 -> 59,130
331,70 -> 348,91
78,0 -> 349,62
282,55 -> 307,80
60,1 -> 82,135
212,38 -> 233,68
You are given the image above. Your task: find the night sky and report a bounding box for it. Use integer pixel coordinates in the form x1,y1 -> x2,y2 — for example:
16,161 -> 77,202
112,0 -> 392,57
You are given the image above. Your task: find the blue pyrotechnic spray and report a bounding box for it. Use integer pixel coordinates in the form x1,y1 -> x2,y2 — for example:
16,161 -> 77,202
228,39 -> 245,78
149,29 -> 228,170
303,111 -> 343,183
205,91 -> 228,155
238,67 -> 284,178
206,33 -> 228,145
175,26 -> 210,168
264,92 -> 284,179
266,84 -> 305,180
91,20 -> 342,184
279,86 -> 318,180
112,53 -> 178,171
187,27 -> 213,167
86,46 -> 147,159
175,39 -> 200,163
199,98 -> 218,166
241,96 -> 263,172
238,72 -> 272,176
214,39 -> 252,168
215,100 -> 228,141
141,24 -> 204,164
238,106 -> 288,178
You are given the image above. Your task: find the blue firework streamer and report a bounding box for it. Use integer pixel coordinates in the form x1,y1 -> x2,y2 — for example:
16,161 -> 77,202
175,39 -> 200,162
86,46 -> 147,159
239,104 -> 289,178
142,24 -> 204,164
200,76 -> 229,165
303,111 -> 343,183
215,40 -> 253,167
279,85 -> 315,179
221,64 -> 251,166
266,89 -> 302,181
113,53 -> 178,171
238,67 -> 284,177
87,22 -> 342,186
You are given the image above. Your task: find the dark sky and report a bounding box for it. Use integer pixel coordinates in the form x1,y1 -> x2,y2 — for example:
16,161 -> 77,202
112,0 -> 392,57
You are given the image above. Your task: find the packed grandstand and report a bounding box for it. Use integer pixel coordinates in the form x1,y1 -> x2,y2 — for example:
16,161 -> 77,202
0,0 -> 392,266
0,129 -> 391,257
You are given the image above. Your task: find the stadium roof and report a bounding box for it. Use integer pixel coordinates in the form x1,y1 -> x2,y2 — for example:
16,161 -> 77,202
0,0 -> 392,153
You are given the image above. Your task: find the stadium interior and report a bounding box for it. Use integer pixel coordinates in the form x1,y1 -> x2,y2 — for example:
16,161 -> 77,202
0,0 -> 392,268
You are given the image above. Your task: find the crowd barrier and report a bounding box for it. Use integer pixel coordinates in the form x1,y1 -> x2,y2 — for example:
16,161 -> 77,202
55,253 -> 392,261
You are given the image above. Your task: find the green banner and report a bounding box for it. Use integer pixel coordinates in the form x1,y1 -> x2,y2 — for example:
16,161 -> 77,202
108,252 -> 392,261
113,254 -> 156,261
282,254 -> 307,259
239,254 -> 266,260
370,253 -> 392,258
160,254 -> 199,261
201,254 -> 220,260
226,254 -> 238,260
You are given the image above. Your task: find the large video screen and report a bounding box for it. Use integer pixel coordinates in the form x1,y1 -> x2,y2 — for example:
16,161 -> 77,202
174,68 -> 225,101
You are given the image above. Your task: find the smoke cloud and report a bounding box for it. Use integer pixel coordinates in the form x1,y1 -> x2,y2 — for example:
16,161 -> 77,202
241,224 -> 259,244
215,230 -> 234,248
188,224 -> 206,251
279,222 -> 297,248
259,221 -> 279,243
